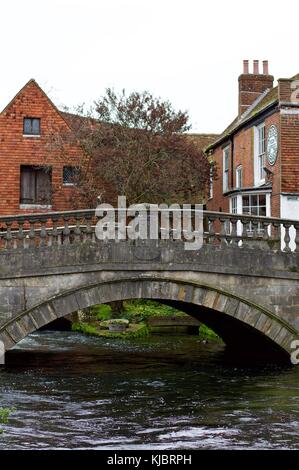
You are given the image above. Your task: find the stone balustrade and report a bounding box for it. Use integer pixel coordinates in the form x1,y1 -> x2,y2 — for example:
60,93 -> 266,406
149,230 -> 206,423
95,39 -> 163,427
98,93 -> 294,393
0,209 -> 298,252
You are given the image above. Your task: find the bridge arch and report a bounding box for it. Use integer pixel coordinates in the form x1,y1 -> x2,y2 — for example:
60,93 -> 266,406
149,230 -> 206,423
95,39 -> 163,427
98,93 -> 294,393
0,276 -> 297,362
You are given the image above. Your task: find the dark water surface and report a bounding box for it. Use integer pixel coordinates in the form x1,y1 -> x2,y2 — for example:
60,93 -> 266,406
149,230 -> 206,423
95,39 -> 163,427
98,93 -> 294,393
0,331 -> 298,449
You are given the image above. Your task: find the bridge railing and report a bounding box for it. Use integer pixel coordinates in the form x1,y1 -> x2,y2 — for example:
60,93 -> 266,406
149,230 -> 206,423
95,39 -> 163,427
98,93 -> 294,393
0,209 -> 298,252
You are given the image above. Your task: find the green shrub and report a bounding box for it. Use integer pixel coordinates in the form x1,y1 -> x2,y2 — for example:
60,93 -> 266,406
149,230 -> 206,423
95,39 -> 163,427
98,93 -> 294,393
199,324 -> 220,340
0,407 -> 14,434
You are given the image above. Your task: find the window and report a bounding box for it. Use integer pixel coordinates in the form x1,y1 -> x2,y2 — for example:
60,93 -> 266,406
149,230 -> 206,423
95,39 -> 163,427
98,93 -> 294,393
231,196 -> 238,214
223,146 -> 229,192
209,164 -> 213,199
63,166 -> 79,185
242,194 -> 266,217
256,124 -> 265,183
23,118 -> 41,136
20,166 -> 52,205
236,165 -> 242,189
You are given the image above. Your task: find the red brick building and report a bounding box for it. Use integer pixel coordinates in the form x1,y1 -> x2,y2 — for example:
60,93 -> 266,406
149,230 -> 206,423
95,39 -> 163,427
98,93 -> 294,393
0,79 -> 83,215
207,60 -> 299,221
0,79 -> 217,216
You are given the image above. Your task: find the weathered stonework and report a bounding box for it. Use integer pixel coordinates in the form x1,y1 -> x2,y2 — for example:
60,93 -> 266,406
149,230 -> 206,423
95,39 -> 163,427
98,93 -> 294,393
0,239 -> 298,362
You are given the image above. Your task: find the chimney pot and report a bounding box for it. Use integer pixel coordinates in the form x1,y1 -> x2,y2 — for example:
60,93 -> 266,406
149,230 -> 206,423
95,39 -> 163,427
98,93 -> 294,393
238,59 -> 274,117
263,60 -> 269,75
243,60 -> 249,74
253,60 -> 259,74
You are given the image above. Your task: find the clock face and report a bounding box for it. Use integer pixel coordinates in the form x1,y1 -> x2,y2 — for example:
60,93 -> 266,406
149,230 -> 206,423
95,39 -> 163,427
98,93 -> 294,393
267,125 -> 278,166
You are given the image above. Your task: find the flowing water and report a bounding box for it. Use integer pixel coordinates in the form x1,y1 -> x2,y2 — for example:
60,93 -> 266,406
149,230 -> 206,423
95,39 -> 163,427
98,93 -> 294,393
0,331 -> 299,450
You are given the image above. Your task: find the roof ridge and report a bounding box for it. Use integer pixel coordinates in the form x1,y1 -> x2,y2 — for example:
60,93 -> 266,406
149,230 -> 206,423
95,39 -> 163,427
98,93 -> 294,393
0,79 -> 75,133
238,87 -> 272,122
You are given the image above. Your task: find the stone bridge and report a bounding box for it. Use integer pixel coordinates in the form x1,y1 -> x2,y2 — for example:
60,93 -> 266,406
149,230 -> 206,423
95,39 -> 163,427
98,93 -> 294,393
0,208 -> 299,363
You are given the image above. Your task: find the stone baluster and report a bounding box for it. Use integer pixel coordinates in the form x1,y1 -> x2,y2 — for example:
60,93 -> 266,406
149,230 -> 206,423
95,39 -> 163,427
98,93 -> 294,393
63,218 -> 70,245
283,223 -> 291,253
39,220 -> 48,247
294,223 -> 299,253
261,221 -> 270,250
10,224 -> 18,249
241,219 -> 250,249
219,217 -> 228,246
207,216 -> 216,245
5,222 -> 12,250
29,221 -> 36,248
0,227 -> 3,250
83,217 -> 93,242
51,219 -> 59,246
17,221 -> 25,249
271,221 -> 281,251
251,220 -> 258,240
230,218 -> 238,246
74,217 -> 82,243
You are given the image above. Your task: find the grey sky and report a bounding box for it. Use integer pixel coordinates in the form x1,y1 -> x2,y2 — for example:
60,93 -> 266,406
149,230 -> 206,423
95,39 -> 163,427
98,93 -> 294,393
1,0 -> 299,133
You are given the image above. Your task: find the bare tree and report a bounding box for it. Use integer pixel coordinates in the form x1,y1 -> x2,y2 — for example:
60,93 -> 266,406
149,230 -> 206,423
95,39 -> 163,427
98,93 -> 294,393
47,89 -> 212,208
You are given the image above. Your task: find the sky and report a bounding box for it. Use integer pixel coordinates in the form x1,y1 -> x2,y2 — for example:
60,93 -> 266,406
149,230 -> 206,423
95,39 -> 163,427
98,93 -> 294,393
1,0 -> 299,134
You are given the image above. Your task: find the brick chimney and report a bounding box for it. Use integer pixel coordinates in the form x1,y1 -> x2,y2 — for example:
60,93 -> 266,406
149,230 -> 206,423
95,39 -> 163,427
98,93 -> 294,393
238,60 -> 274,116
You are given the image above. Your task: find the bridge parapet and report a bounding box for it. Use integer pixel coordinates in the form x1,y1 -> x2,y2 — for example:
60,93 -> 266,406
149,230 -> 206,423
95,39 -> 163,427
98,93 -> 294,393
0,209 -> 298,252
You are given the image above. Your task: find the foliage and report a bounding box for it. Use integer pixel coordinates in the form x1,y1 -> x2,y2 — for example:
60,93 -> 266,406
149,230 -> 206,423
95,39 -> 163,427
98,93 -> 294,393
92,304 -> 112,320
72,322 -> 98,336
0,407 -> 14,434
57,89 -> 212,207
198,324 -> 220,340
86,300 -> 187,323
121,300 -> 186,323
76,301 -> 219,342
72,321 -> 148,339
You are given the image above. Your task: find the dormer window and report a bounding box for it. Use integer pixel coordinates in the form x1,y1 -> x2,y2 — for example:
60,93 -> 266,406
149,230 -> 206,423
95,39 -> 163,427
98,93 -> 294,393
23,118 -> 41,136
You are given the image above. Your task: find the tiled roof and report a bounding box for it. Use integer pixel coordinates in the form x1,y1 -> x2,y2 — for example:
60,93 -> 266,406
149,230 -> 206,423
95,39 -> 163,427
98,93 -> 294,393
187,133 -> 220,151
60,111 -> 97,131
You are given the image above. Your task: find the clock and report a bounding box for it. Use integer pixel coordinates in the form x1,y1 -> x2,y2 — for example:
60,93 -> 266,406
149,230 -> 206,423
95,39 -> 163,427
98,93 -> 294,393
267,125 -> 278,166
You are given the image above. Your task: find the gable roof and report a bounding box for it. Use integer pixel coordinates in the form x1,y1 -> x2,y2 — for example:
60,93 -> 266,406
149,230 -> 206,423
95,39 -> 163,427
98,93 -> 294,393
0,79 -> 75,132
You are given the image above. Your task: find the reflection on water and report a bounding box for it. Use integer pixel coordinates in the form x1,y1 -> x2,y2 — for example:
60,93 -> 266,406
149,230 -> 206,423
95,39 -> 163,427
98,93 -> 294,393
0,331 -> 299,449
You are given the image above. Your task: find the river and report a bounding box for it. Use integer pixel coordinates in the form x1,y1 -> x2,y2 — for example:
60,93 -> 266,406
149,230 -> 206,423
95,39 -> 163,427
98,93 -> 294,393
0,331 -> 298,450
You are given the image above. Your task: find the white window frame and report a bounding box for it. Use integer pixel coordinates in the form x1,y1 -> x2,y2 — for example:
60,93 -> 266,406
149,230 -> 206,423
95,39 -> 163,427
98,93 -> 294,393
209,165 -> 213,199
231,195 -> 238,214
229,194 -> 242,215
242,193 -> 268,217
254,123 -> 266,186
223,146 -> 229,193
229,192 -> 270,237
236,165 -> 242,189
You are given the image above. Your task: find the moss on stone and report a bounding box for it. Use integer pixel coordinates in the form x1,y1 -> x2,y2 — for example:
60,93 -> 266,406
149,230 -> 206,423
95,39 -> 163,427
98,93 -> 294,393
72,321 -> 149,339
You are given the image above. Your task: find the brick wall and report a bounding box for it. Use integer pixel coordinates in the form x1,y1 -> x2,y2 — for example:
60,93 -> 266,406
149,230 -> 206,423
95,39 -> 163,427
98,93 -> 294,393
280,111 -> 299,194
